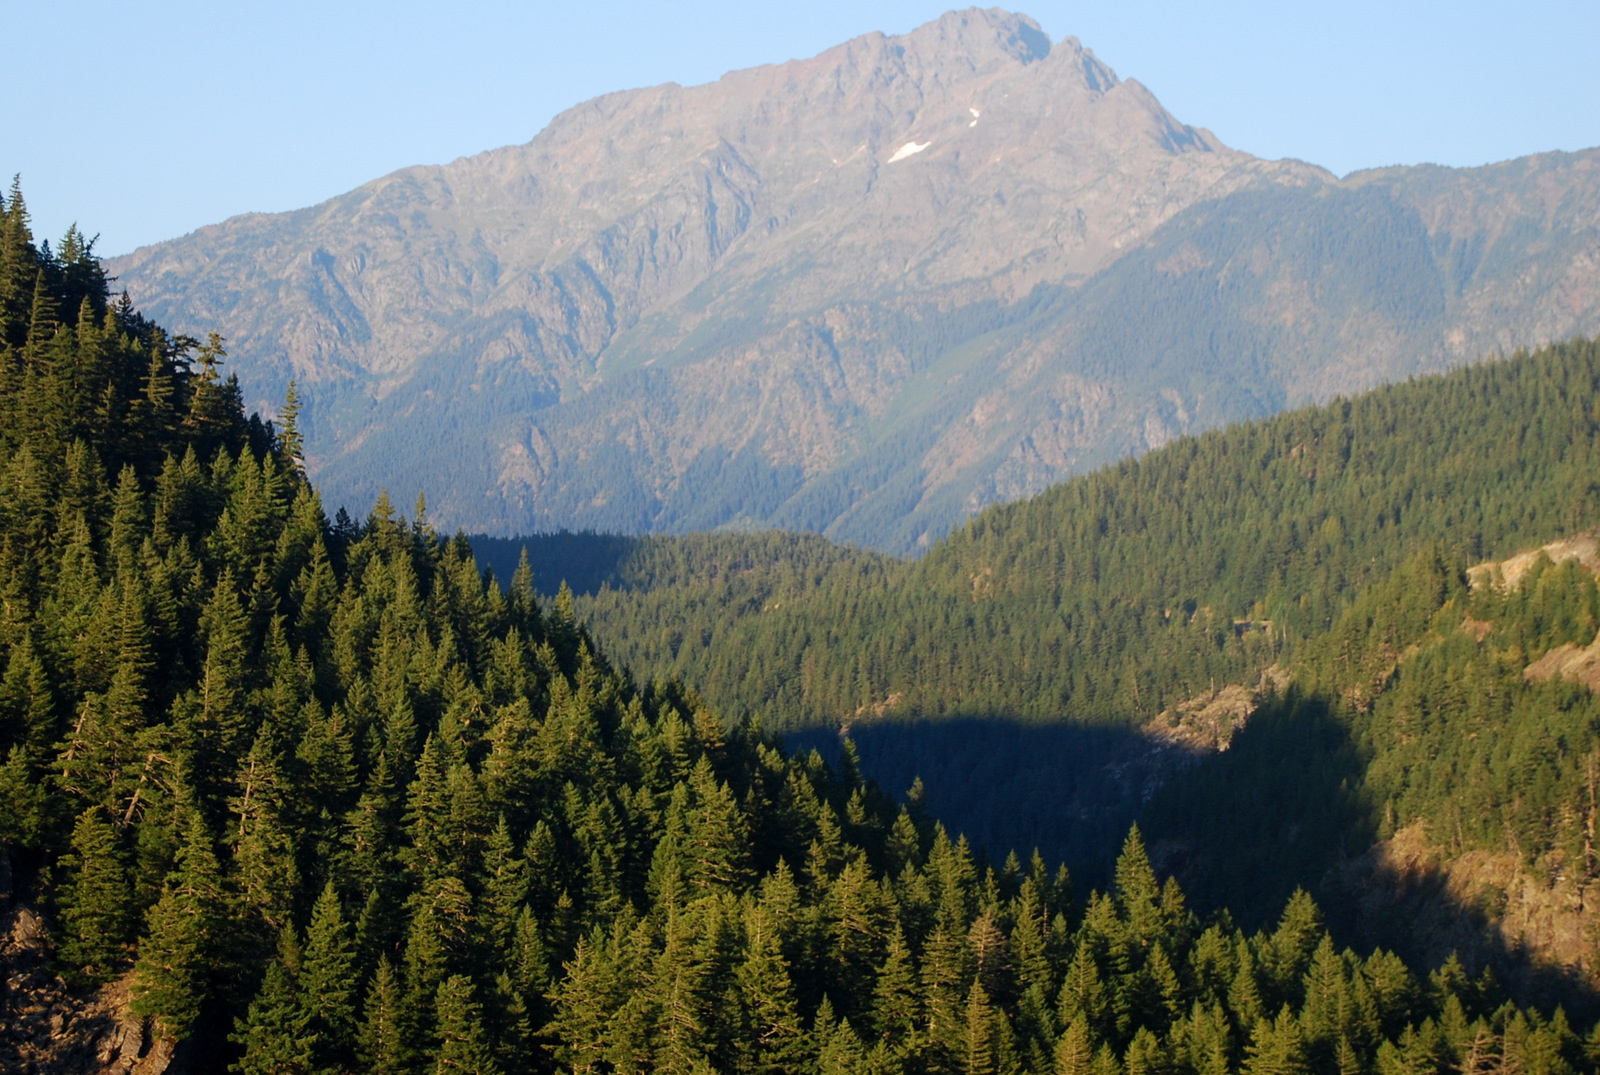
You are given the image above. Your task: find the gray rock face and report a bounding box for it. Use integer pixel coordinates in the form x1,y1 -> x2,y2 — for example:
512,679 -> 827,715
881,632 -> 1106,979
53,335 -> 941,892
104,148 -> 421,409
0,899 -> 166,1075
107,8 -> 1600,551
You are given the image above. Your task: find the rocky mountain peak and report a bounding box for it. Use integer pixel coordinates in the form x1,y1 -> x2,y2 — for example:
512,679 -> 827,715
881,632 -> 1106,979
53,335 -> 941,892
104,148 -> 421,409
105,11 -> 1600,550
891,7 -> 1053,69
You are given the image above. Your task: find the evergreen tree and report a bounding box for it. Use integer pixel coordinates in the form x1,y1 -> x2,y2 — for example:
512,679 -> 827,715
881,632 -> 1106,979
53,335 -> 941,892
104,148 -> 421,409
359,956 -> 409,1075
56,804 -> 133,980
1055,1019 -> 1095,1075
433,975 -> 503,1075
299,880 -> 357,1068
233,961 -> 313,1075
546,935 -> 621,1075
0,743 -> 48,848
962,979 -> 998,1075
1113,827 -> 1161,945
131,809 -> 226,1039
1244,1005 -> 1309,1075
229,729 -> 299,934
1124,1027 -> 1163,1075
738,904 -> 809,1075
871,923 -> 923,1054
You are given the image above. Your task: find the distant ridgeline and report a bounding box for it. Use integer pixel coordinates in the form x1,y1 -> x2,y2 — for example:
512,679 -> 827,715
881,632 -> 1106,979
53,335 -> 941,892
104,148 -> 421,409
6,187 -> 1599,1071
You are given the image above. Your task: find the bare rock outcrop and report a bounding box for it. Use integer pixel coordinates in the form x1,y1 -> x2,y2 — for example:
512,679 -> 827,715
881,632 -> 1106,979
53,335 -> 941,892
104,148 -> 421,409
1144,664 -> 1290,753
0,902 -> 173,1075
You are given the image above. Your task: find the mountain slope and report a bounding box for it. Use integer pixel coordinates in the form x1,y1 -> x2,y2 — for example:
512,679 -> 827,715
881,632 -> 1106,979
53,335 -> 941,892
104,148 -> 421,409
110,9 -> 1600,551
482,339 -> 1600,989
501,338 -> 1600,736
1134,531 -> 1600,1001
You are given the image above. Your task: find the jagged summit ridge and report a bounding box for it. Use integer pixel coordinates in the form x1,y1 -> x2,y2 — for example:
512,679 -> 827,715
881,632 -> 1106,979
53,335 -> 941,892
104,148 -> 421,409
107,10 -> 1600,549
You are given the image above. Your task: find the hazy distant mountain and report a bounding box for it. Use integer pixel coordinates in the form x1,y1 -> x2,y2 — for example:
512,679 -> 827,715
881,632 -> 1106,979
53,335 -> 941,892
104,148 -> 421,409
108,8 -> 1600,551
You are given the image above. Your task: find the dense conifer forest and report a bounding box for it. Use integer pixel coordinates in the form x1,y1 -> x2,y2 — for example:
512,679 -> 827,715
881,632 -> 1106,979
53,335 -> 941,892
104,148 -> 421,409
477,340 -> 1600,1018
484,337 -> 1600,739
6,182 -> 1600,1075
1133,542 -> 1600,955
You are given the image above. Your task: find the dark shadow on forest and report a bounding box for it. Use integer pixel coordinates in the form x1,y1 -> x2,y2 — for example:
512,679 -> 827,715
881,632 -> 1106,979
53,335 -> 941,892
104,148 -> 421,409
469,532 -> 644,596
1142,688 -> 1600,1020
467,529 -> 1600,1017
789,718 -> 1166,886
796,693 -> 1600,1020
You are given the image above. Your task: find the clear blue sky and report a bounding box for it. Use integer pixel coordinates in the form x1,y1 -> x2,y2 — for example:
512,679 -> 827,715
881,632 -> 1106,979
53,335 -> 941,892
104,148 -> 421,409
9,1 -> 1599,256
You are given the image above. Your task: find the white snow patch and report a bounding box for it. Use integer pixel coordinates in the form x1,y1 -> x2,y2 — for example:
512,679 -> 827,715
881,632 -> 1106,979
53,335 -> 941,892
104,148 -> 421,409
888,140 -> 930,163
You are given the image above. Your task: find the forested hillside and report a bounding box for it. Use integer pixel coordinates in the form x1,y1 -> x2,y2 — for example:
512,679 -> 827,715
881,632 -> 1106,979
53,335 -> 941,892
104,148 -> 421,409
484,340 -> 1600,987
1133,540 -> 1600,981
7,185 -> 1596,1072
509,338 -> 1600,735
